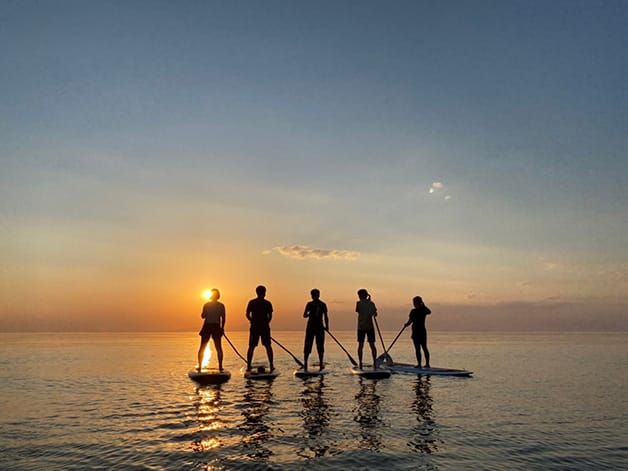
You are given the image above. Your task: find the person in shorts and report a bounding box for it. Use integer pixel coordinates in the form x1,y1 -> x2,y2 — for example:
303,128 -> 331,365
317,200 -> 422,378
355,288 -> 378,370
404,296 -> 432,368
197,288 -> 225,371
302,288 -> 329,371
245,285 -> 275,371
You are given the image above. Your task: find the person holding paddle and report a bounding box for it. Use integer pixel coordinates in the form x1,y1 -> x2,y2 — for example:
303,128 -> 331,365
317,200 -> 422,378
356,289 -> 378,370
197,288 -> 225,372
302,288 -> 329,371
246,285 -> 275,372
404,296 -> 432,368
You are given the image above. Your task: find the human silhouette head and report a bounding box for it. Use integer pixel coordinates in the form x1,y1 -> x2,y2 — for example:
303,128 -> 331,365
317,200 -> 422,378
256,285 -> 266,298
413,296 -> 423,307
310,288 -> 320,300
211,288 -> 220,301
357,289 -> 369,300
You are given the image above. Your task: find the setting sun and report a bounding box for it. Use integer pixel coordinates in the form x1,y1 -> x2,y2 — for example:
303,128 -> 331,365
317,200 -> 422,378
201,289 -> 213,301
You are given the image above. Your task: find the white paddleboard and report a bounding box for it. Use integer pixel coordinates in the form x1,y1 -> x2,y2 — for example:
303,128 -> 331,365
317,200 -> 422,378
294,369 -> 329,379
188,368 -> 231,385
350,366 -> 391,379
388,363 -> 472,377
242,364 -> 280,380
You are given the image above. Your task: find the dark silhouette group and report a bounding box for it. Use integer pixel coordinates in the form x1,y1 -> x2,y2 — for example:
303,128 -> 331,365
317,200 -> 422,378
197,286 -> 432,372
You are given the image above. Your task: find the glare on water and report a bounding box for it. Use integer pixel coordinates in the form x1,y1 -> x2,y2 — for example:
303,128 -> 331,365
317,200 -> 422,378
201,343 -> 212,369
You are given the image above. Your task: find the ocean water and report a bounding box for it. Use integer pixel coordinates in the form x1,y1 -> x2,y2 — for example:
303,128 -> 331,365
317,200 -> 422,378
0,332 -> 626,470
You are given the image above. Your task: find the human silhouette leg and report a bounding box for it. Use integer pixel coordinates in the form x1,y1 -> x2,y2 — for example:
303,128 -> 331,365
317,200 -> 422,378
369,341 -> 377,370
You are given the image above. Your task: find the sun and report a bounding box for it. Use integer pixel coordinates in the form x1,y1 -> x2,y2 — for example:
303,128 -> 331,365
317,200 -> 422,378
201,289 -> 213,301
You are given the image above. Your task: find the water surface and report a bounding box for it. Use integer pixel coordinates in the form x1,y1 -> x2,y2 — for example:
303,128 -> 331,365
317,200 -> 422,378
1,332 -> 626,469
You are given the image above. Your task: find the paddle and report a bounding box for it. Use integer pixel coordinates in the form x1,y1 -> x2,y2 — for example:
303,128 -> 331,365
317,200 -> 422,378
223,332 -> 247,363
373,316 -> 392,365
271,337 -> 305,368
325,327 -> 358,367
375,324 -> 407,365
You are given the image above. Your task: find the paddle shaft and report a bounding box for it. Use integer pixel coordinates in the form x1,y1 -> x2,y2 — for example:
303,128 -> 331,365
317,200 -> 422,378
384,324 -> 407,355
271,337 -> 305,368
325,328 -> 358,366
223,333 -> 247,363
373,316 -> 387,354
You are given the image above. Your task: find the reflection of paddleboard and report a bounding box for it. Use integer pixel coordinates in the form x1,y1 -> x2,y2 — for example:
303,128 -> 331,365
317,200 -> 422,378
188,368 -> 231,385
294,369 -> 329,379
350,366 -> 391,379
242,364 -> 279,380
387,363 -> 472,377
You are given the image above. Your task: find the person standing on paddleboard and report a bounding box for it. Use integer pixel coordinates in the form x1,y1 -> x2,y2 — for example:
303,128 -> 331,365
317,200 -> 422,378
197,288 -> 225,372
404,296 -> 431,368
302,288 -> 329,371
356,289 -> 378,370
246,285 -> 275,372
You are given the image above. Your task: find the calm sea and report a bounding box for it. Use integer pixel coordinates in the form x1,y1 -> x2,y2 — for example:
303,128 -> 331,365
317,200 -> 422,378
0,332 -> 626,470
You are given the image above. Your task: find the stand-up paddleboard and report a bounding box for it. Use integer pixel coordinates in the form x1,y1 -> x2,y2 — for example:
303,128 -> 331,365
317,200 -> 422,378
387,362 -> 472,377
294,368 -> 329,379
350,366 -> 391,379
242,364 -> 280,380
188,368 -> 231,385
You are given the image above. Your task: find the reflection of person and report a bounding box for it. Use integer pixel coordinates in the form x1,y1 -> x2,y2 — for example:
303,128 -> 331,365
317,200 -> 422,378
404,296 -> 431,368
353,379 -> 382,451
246,285 -> 275,372
356,289 -> 378,369
303,289 -> 329,371
241,381 -> 273,462
197,288 -> 225,371
299,378 -> 331,458
409,376 -> 438,454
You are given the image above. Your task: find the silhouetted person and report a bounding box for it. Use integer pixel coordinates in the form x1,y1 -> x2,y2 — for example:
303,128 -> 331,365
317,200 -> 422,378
404,296 -> 431,368
356,289 -> 378,370
246,285 -> 275,371
303,288 -> 329,371
197,288 -> 225,371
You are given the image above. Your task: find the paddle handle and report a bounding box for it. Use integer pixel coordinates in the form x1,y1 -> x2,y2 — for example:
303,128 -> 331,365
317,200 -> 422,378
325,328 -> 358,367
223,333 -> 247,363
271,337 -> 305,368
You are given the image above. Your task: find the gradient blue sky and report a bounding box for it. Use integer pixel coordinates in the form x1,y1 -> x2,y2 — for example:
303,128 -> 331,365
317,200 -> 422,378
1,1 -> 627,331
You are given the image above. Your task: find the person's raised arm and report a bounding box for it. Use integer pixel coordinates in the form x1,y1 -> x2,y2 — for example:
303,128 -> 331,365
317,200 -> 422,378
425,304 -> 431,315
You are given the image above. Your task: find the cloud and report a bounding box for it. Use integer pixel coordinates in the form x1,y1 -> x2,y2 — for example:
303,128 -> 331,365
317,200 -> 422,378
269,245 -> 360,261
444,195 -> 452,200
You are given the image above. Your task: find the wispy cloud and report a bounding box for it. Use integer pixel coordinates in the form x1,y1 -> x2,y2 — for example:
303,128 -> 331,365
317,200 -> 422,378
428,181 -> 444,194
266,245 -> 360,261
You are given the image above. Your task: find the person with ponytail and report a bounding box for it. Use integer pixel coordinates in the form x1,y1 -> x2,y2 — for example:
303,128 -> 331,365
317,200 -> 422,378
355,288 -> 378,369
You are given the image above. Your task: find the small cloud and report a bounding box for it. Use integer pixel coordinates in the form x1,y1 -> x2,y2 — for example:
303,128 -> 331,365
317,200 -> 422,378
271,245 -> 360,261
519,281 -> 532,287
431,182 -> 444,189
444,195 -> 452,200
261,249 -> 272,255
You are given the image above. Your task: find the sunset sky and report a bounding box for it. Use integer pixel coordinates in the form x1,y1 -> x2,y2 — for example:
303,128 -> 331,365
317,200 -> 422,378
2,1 -> 627,331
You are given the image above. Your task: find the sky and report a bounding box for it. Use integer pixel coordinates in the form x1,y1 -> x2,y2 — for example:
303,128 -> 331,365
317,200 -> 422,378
1,0 -> 627,331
